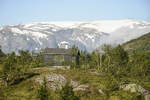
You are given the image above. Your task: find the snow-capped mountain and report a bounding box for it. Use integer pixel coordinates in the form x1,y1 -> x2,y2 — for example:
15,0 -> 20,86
0,19 -> 150,53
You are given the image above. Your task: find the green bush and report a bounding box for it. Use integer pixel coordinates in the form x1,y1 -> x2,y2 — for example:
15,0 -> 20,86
37,77 -> 52,100
60,81 -> 80,100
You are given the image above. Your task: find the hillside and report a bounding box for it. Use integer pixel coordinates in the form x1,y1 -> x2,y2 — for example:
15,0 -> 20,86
123,32 -> 150,52
1,67 -> 149,100
0,42 -> 150,100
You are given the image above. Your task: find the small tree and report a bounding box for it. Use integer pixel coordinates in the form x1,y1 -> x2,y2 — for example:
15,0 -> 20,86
37,77 -> 51,100
88,51 -> 100,69
2,52 -> 17,85
76,51 -> 80,67
111,45 -> 128,67
70,45 -> 80,69
79,50 -> 89,69
32,52 -> 44,68
0,45 -> 5,63
60,82 -> 80,100
130,51 -> 150,77
70,45 -> 78,57
18,50 -> 32,66
101,45 -> 129,80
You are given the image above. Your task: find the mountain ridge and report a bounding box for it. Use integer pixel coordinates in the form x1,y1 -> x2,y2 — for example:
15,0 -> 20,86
123,32 -> 150,52
0,19 -> 150,53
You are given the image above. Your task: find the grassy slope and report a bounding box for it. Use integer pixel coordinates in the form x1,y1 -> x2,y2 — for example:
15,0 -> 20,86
1,67 -> 147,100
123,32 -> 150,52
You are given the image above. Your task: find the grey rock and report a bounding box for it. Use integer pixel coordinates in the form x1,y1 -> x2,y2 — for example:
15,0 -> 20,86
98,89 -> 105,94
35,74 -> 79,91
73,84 -> 90,92
120,84 -> 150,100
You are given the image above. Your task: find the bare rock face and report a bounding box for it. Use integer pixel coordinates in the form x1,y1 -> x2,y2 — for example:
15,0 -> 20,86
35,74 -> 92,92
120,84 -> 150,100
35,74 -> 79,91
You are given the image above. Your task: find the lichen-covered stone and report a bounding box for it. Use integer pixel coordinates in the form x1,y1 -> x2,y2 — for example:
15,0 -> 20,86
35,74 -> 79,91
120,84 -> 150,100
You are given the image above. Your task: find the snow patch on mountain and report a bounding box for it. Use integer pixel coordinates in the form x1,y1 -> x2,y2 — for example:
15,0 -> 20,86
11,28 -> 23,34
0,19 -> 150,53
30,31 -> 47,38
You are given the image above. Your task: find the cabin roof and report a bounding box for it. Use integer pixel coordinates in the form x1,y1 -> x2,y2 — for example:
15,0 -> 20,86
41,48 -> 72,55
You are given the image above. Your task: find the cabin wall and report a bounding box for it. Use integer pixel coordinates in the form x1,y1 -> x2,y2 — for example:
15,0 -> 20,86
43,54 -> 73,66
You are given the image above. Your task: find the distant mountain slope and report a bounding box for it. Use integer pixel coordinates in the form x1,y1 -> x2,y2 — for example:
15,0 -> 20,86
0,19 -> 150,53
123,32 -> 150,52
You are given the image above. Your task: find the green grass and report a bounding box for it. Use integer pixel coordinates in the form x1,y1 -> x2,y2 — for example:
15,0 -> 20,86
1,76 -> 37,100
0,67 -> 148,100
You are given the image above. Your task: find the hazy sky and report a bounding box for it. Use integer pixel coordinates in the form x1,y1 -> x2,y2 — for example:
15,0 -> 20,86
0,0 -> 150,26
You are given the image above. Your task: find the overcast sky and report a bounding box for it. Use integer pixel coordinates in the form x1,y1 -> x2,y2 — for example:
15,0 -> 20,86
0,0 -> 150,26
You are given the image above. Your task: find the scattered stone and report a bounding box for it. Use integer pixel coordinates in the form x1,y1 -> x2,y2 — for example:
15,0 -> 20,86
70,80 -> 79,88
73,84 -> 90,91
98,89 -> 105,94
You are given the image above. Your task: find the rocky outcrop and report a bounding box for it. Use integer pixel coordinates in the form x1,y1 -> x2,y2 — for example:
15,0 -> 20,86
35,74 -> 79,91
120,84 -> 150,100
35,74 -> 93,93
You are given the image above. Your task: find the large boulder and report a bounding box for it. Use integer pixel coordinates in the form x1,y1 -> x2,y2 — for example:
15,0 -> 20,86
35,74 -> 79,91
120,84 -> 150,100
